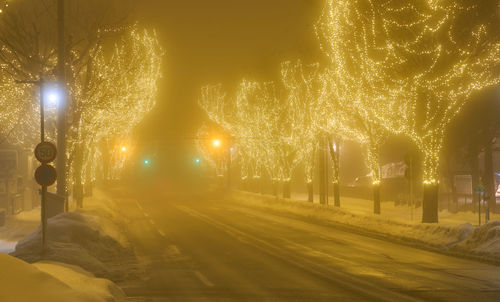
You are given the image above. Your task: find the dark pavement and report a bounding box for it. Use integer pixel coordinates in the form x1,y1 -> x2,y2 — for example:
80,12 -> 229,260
112,189 -> 500,302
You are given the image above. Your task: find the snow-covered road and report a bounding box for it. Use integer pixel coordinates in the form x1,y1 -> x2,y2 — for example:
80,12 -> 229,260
113,189 -> 500,301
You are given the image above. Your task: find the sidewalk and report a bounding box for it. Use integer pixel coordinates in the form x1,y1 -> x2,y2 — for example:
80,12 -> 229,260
291,192 -> 500,226
231,190 -> 500,263
0,190 -> 129,301
11,189 -> 136,281
0,207 -> 40,253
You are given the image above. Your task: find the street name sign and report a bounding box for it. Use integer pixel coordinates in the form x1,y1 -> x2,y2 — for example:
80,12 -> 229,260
35,142 -> 57,163
35,164 -> 57,186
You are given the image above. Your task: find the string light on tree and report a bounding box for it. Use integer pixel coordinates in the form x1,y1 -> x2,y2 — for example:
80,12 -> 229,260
315,0 -> 500,222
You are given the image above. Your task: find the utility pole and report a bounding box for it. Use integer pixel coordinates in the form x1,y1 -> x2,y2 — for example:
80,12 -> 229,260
40,79 -> 47,251
56,0 -> 67,209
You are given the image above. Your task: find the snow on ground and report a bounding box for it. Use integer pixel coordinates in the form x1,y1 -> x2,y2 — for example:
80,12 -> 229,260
34,261 -> 126,301
0,253 -> 125,302
11,190 -> 138,281
291,191 -> 500,225
231,191 -> 500,262
0,207 -> 40,253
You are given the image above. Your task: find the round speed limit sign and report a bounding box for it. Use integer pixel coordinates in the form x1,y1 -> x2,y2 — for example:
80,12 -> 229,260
35,142 -> 57,164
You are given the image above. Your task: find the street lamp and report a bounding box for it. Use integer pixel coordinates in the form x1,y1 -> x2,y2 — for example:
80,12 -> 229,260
121,146 -> 127,152
16,77 -> 64,251
43,83 -> 63,109
213,139 -> 221,148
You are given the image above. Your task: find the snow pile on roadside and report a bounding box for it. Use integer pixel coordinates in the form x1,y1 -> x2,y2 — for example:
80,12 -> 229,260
456,221 -> 500,258
11,191 -> 137,281
230,191 -> 500,262
0,253 -> 125,302
35,261 -> 126,301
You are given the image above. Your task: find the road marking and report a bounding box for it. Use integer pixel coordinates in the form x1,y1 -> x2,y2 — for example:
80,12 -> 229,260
194,271 -> 214,287
175,205 -> 422,302
136,200 -> 166,238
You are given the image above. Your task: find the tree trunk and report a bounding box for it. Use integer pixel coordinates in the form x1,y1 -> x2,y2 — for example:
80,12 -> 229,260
272,180 -> 278,197
373,182 -> 381,214
471,152 -> 479,213
333,182 -> 340,207
307,182 -> 313,202
84,171 -> 93,197
260,176 -> 265,195
283,181 -> 291,199
102,140 -> 110,184
253,177 -> 260,193
422,183 -> 439,223
243,178 -> 249,191
484,142 -> 495,213
450,175 -> 458,211
319,136 -> 327,205
328,137 -> 340,207
421,139 -> 442,223
73,143 -> 84,208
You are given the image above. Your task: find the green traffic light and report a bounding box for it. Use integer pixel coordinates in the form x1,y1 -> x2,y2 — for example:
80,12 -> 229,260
144,159 -> 150,165
195,158 -> 201,164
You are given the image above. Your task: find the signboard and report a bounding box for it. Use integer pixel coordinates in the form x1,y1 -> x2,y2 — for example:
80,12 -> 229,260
34,142 -> 57,164
34,164 -> 57,186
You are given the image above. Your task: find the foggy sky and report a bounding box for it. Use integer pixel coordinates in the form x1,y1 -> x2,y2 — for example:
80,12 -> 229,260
133,0 -> 324,140
128,0 -> 499,182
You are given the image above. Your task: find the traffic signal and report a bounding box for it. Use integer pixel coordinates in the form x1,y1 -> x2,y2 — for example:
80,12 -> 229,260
195,158 -> 201,164
143,159 -> 150,165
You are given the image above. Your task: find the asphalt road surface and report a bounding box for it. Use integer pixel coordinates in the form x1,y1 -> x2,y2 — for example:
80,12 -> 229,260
115,190 -> 500,302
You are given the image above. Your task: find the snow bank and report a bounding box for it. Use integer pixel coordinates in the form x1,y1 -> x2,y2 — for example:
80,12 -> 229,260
230,191 -> 500,262
0,253 -> 125,302
11,191 -> 137,281
34,261 -> 126,302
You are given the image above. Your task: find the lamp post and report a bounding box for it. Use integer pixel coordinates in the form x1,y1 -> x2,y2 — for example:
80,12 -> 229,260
17,78 -> 63,251
56,0 -> 67,210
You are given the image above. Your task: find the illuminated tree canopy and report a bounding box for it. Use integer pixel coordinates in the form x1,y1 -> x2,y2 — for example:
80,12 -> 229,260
316,0 -> 500,221
68,26 -> 163,185
0,0 -> 163,189
281,60 -> 321,185
200,76 -> 306,196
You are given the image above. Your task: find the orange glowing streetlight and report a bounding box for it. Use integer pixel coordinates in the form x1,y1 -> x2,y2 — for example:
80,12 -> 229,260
121,146 -> 127,152
212,139 -> 221,148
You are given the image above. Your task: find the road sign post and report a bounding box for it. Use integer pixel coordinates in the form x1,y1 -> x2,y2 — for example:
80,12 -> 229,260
35,142 -> 57,164
18,76 -> 60,251
34,89 -> 57,251
475,185 -> 485,226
